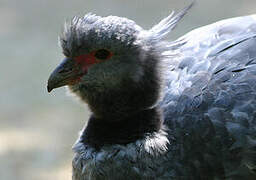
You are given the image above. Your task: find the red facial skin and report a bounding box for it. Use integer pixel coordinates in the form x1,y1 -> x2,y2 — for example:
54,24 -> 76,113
69,50 -> 113,84
75,50 -> 113,71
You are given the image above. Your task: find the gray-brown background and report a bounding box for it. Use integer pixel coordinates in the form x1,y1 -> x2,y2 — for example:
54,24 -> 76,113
1,0 -> 256,179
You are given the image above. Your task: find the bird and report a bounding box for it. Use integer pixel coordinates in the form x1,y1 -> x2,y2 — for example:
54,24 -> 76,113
47,2 -> 256,180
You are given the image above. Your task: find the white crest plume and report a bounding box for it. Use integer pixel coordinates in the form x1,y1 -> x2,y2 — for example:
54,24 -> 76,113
149,1 -> 194,41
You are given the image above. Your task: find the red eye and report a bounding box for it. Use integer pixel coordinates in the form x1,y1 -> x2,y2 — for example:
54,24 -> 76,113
94,49 -> 112,60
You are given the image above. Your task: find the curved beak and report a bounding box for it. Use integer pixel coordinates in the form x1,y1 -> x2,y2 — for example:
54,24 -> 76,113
47,58 -> 80,93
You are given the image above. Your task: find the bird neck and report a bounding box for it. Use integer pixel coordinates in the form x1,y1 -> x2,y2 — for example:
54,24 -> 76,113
80,106 -> 163,150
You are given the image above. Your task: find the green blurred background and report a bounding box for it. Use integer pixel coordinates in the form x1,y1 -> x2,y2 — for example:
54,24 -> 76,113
1,0 -> 256,179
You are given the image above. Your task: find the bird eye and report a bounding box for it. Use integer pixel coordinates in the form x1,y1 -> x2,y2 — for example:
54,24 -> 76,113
94,49 -> 112,60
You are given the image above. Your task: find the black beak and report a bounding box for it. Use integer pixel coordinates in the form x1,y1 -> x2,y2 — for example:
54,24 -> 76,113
47,58 -> 80,92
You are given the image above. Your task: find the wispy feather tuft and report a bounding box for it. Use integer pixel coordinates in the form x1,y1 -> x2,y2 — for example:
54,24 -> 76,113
59,13 -> 101,56
149,1 -> 194,41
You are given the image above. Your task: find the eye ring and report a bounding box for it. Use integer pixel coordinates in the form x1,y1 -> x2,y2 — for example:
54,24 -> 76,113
94,49 -> 112,60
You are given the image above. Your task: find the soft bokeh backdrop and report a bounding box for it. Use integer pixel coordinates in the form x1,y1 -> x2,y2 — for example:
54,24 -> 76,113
1,0 -> 256,179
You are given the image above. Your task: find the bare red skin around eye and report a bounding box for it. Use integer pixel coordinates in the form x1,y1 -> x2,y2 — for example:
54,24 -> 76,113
69,50 -> 113,84
74,52 -> 99,73
74,50 -> 113,73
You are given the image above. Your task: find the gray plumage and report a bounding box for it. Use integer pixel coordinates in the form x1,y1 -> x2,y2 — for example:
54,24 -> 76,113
48,3 -> 256,180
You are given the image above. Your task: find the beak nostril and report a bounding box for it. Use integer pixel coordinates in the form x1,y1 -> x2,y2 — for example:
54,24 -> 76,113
59,68 -> 73,73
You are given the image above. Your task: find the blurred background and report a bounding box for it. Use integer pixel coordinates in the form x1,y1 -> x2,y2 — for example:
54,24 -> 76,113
1,0 -> 256,179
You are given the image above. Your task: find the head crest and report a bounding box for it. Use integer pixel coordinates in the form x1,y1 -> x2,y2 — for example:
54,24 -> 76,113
149,1 -> 194,41
60,13 -> 102,56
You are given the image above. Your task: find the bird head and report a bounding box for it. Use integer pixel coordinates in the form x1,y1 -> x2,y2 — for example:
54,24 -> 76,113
47,4 -> 193,119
